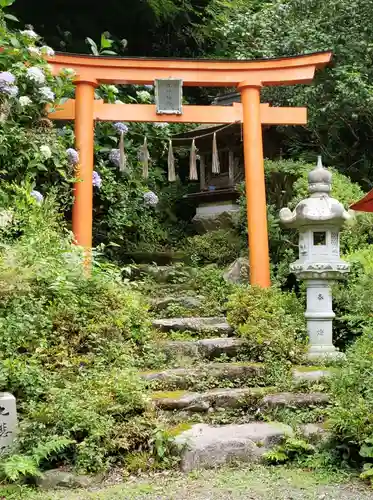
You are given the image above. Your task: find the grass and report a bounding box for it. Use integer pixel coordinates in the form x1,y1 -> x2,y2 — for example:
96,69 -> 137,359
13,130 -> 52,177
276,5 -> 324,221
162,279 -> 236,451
2,465 -> 372,500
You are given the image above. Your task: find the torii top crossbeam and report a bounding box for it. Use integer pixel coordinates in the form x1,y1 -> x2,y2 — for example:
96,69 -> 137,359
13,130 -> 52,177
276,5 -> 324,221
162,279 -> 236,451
47,51 -> 332,287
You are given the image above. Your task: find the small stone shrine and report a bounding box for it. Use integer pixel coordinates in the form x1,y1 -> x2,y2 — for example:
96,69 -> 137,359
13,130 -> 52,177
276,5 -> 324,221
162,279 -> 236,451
0,393 -> 17,452
279,156 -> 350,361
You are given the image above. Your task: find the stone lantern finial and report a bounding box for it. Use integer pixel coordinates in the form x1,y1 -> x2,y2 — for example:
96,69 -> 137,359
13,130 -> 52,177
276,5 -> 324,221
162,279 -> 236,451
308,156 -> 332,195
279,156 -> 350,361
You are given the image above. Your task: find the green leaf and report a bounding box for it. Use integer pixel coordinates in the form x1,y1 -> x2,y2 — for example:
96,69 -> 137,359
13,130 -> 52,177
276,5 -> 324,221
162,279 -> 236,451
4,13 -> 18,21
360,465 -> 373,480
100,50 -> 117,55
100,33 -> 113,49
85,37 -> 99,56
360,443 -> 373,458
9,36 -> 20,48
0,0 -> 16,7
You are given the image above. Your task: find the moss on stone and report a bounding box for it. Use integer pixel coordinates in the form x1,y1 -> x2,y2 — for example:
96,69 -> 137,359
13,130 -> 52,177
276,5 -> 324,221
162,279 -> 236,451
293,365 -> 328,372
151,390 -> 187,400
167,422 -> 193,436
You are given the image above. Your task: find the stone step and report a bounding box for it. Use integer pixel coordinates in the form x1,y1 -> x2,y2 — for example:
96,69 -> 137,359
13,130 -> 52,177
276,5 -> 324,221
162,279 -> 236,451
150,295 -> 204,313
155,337 -> 245,360
174,421 -> 293,472
141,363 -> 332,391
132,264 -> 195,283
152,317 -> 233,336
152,388 -> 330,413
140,362 -> 265,391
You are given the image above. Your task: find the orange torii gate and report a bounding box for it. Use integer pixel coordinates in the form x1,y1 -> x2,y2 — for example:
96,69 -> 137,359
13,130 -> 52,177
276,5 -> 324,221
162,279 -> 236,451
47,51 -> 332,287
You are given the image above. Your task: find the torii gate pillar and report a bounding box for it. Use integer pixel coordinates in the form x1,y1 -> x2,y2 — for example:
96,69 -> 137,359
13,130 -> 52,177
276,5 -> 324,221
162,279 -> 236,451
73,81 -> 96,261
239,82 -> 270,287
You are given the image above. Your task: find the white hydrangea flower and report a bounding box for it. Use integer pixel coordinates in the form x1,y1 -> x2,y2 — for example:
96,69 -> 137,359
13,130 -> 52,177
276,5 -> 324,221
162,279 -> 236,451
38,86 -> 55,102
59,68 -> 76,78
143,191 -> 159,207
28,46 -> 41,57
19,96 -> 32,106
20,29 -> 39,39
40,46 -> 55,56
136,90 -> 151,101
154,122 -> 169,128
107,85 -> 119,94
26,66 -> 45,85
39,145 -> 52,159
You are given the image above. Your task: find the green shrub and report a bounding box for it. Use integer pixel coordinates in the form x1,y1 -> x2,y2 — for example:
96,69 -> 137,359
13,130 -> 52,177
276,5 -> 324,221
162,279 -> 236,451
227,286 -> 307,362
333,246 -> 373,349
184,229 -> 242,266
0,189 -> 161,476
329,328 -> 373,477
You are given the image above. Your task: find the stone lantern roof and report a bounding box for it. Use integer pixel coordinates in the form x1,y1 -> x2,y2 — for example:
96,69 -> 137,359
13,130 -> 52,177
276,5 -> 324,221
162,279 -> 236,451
279,157 -> 351,228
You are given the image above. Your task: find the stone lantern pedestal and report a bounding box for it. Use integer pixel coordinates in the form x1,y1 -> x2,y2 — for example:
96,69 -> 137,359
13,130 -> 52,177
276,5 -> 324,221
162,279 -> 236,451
279,157 -> 350,361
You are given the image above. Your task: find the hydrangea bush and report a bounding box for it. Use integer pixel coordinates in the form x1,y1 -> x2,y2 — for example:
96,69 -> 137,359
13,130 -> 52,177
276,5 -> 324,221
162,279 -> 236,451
0,11 -> 75,208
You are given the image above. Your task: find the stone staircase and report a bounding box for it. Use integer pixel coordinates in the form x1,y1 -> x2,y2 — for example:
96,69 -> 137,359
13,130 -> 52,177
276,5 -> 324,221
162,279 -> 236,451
145,325 -> 331,472
135,265 -> 333,472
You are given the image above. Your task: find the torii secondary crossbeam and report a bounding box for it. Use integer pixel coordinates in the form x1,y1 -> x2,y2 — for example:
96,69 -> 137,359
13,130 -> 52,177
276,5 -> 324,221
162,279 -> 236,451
47,51 -> 332,287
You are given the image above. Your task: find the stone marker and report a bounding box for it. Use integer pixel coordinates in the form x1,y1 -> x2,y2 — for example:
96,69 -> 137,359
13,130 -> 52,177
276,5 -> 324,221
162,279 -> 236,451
0,393 -> 17,452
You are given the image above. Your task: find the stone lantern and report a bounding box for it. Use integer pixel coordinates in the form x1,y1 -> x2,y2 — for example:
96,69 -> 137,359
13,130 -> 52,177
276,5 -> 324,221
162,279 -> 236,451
279,156 -> 350,361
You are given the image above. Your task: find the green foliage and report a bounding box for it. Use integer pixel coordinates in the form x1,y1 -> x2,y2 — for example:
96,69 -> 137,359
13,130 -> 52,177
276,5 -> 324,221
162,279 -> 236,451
329,328 -> 373,471
185,229 -> 242,266
264,437 -> 315,465
0,437 -> 73,482
227,286 -> 307,362
333,246 -> 373,348
207,0 -> 373,177
0,189 -> 165,474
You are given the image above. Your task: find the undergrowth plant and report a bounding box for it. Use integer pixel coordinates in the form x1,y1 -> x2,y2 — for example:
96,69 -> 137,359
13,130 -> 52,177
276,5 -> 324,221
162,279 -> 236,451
0,187 -> 165,477
227,285 -> 307,363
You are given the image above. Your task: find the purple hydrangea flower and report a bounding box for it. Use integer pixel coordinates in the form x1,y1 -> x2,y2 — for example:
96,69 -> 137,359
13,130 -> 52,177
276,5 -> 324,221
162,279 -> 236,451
113,122 -> 129,134
0,72 -> 15,86
143,191 -> 159,207
109,148 -> 120,167
30,190 -> 43,203
1,85 -> 18,97
0,72 -> 18,97
66,148 -> 79,165
92,171 -> 102,188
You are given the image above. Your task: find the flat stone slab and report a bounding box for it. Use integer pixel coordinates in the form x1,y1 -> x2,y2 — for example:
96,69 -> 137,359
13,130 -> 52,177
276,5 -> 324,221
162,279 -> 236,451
152,317 -> 233,335
141,362 -> 264,390
153,389 -> 329,412
262,392 -> 330,408
175,422 -> 292,472
37,469 -> 103,490
292,368 -> 332,383
151,296 -> 203,312
132,265 -> 194,283
153,387 -> 267,411
157,337 -> 245,360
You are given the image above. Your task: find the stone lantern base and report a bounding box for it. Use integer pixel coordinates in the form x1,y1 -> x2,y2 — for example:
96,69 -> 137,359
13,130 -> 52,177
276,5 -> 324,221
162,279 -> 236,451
306,345 -> 345,362
304,279 -> 346,362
